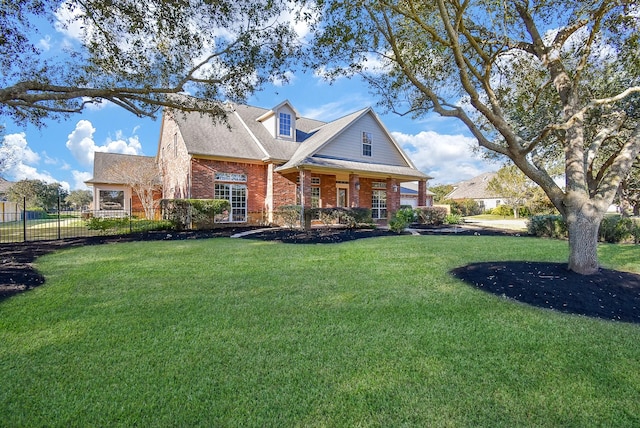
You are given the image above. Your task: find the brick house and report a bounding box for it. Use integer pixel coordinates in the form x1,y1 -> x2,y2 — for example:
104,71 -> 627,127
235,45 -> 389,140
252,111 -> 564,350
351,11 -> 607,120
88,99 -> 431,224
158,99 -> 431,225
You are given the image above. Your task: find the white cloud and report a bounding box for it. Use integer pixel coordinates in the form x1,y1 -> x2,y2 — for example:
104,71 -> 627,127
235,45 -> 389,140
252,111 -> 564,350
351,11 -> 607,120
72,170 -> 92,190
273,71 -> 297,87
0,133 -> 68,186
65,120 -> 143,167
38,35 -> 52,51
392,130 -> 497,184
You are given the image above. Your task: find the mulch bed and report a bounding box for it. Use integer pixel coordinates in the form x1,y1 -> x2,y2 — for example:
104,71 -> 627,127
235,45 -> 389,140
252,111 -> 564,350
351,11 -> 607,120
1,225 -> 639,324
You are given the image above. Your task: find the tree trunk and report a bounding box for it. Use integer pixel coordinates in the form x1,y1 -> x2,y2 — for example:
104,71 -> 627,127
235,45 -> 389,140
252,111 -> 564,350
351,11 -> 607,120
566,212 -> 602,275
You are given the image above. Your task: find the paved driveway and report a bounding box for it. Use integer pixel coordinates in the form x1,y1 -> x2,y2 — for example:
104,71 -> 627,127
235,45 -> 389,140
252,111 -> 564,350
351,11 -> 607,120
464,218 -> 528,231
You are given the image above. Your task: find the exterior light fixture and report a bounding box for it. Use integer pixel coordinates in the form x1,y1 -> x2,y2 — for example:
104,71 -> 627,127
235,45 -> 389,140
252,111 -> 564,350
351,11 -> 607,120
355,182 -> 361,190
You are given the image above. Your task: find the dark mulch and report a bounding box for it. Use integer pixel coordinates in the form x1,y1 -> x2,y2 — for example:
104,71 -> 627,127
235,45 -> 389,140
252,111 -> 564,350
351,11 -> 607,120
2,225 -> 639,324
451,261 -> 640,324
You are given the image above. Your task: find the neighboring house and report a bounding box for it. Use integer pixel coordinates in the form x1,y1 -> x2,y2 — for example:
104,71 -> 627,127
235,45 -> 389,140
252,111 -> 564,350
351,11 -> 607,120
88,98 -> 432,225
86,153 -> 160,216
0,177 -> 12,201
400,181 -> 435,208
445,172 -> 502,211
157,98 -> 432,224
0,177 -> 20,223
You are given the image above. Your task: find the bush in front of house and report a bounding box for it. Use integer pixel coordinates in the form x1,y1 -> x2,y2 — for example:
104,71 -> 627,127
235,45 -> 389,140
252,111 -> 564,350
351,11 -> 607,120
599,215 -> 633,243
306,207 -> 375,229
444,214 -> 463,225
160,199 -> 230,230
275,205 -> 302,228
389,208 -> 415,234
527,215 -> 567,238
415,206 -> 448,225
86,216 -> 172,234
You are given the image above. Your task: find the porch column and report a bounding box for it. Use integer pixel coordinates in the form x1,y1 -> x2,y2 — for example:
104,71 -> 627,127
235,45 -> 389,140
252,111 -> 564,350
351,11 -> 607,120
299,169 -> 312,229
265,163 -> 274,223
349,174 -> 360,207
418,180 -> 427,206
386,178 -> 401,219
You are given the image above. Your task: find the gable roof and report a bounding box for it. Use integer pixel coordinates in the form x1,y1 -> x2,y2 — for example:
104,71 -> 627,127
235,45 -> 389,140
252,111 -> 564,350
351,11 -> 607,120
171,103 -> 325,162
166,97 -> 430,180
86,152 -> 157,185
445,172 -> 498,200
275,108 -> 430,180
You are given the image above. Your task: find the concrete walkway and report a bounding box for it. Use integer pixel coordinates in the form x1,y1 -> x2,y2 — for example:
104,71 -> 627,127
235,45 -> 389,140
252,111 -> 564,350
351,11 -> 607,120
463,218 -> 528,231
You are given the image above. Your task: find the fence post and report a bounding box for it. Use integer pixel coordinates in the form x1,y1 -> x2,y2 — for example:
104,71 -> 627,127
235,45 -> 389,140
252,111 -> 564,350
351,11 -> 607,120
129,198 -> 133,233
23,197 -> 27,242
57,193 -> 61,240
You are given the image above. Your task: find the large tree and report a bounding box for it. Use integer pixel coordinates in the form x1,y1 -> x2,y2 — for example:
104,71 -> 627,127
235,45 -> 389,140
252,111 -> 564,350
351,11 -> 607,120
310,0 -> 640,274
8,179 -> 68,211
0,0 -> 304,126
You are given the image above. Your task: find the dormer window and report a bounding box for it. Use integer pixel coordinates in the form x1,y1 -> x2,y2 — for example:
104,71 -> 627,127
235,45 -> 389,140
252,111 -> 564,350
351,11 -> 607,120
279,112 -> 292,137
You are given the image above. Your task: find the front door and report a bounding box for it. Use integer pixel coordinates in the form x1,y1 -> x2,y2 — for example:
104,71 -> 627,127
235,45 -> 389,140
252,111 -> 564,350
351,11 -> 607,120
337,188 -> 347,207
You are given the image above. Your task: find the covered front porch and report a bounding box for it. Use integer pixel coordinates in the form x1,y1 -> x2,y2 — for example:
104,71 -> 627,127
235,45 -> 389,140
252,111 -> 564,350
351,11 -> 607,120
273,166 -> 430,225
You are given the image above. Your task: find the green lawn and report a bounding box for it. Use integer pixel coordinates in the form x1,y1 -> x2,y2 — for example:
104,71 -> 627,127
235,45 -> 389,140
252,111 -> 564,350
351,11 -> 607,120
1,235 -> 640,426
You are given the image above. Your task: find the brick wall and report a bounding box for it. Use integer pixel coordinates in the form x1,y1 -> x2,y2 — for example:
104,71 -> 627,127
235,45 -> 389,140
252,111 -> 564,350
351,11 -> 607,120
190,158 -> 268,214
272,172 -> 297,208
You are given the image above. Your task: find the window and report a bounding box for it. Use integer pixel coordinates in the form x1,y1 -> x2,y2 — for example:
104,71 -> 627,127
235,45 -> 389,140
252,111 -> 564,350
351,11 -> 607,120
372,181 -> 386,189
215,183 -> 247,222
311,186 -> 320,208
279,112 -> 292,137
215,172 -> 247,182
362,132 -> 372,157
311,177 -> 321,185
99,190 -> 124,211
215,172 -> 247,222
372,189 -> 387,219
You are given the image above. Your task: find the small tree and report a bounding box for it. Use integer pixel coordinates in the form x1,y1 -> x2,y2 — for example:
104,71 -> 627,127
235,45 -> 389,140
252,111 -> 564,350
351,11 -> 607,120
487,165 -> 533,218
429,184 -> 454,204
106,156 -> 161,220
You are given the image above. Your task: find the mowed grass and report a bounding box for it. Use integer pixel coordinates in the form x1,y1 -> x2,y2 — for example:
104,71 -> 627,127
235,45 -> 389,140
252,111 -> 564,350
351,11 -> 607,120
1,235 -> 640,426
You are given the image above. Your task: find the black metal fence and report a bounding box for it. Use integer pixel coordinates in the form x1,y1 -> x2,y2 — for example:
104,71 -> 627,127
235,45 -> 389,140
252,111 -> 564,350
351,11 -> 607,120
0,198 -> 165,244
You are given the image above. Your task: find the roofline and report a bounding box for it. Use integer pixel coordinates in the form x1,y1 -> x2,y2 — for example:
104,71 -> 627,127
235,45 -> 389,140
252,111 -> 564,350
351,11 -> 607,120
275,164 -> 431,181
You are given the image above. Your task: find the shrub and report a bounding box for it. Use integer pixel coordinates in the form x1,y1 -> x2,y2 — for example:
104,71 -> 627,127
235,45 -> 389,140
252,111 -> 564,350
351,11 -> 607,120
415,206 -> 448,225
160,199 -> 230,230
491,205 -> 513,217
275,205 -> 302,228
442,198 -> 482,216
599,215 -> 632,243
445,214 -> 463,225
527,215 -> 567,238
389,215 -> 409,234
86,216 -> 172,234
630,218 -> 640,245
389,208 -> 415,234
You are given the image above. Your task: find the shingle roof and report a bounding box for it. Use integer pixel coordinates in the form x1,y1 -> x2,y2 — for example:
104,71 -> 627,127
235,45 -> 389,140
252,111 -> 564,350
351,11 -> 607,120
86,152 -> 157,185
445,172 -> 498,200
171,97 -> 429,180
0,177 -> 13,194
174,103 -> 326,161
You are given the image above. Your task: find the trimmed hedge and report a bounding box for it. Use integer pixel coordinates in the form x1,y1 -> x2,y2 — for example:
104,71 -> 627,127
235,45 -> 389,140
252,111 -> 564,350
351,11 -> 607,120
415,206 -> 448,225
527,214 -> 640,244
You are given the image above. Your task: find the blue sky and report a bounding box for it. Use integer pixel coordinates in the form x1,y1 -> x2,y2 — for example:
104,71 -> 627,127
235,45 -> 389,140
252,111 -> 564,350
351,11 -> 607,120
0,10 -> 499,191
